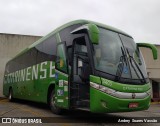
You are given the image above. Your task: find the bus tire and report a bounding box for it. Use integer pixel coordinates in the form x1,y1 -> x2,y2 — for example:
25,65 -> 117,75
49,90 -> 62,114
8,88 -> 14,102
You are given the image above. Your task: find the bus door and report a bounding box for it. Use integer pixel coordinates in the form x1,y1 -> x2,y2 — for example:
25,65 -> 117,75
55,42 -> 69,109
71,36 -> 91,108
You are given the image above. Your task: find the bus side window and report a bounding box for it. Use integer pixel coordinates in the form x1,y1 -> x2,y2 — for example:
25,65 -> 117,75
59,24 -> 81,46
35,35 -> 57,64
56,42 -> 68,73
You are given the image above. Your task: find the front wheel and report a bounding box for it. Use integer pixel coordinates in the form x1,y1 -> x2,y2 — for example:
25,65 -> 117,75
49,90 -> 62,114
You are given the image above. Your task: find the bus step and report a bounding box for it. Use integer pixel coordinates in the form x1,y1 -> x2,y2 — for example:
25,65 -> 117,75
76,100 -> 90,107
76,107 -> 90,111
70,88 -> 79,90
71,98 -> 79,101
70,86 -> 79,89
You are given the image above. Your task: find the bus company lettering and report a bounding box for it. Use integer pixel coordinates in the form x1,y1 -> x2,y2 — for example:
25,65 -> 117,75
123,86 -> 143,91
4,61 -> 55,84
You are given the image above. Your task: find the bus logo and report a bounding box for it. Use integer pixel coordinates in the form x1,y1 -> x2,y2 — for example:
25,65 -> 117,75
132,93 -> 136,99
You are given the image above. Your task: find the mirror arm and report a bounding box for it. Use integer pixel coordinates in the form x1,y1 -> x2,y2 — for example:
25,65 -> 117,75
137,43 -> 158,60
71,23 -> 99,44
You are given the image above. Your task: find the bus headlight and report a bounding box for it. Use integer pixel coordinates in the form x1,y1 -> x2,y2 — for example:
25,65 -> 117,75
105,88 -> 116,94
99,85 -> 106,92
91,82 -> 116,95
90,82 -> 100,89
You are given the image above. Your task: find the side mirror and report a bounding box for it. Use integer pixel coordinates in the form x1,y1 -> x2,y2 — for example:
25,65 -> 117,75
137,43 -> 158,60
71,23 -> 99,44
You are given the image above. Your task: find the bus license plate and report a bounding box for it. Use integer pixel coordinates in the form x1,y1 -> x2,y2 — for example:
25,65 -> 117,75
129,103 -> 138,108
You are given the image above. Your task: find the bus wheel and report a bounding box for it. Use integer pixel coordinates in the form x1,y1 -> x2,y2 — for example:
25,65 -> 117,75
8,88 -> 14,101
50,90 -> 62,114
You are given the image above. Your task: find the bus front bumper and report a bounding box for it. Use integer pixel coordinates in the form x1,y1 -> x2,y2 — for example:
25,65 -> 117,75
90,87 -> 150,113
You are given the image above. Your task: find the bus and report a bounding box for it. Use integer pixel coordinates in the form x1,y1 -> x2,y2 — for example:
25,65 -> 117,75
3,20 -> 158,114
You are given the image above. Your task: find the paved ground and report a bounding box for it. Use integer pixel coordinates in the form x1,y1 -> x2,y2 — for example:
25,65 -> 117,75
0,97 -> 160,126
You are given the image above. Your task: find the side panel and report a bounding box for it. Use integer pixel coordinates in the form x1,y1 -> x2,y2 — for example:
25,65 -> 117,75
3,61 -> 55,103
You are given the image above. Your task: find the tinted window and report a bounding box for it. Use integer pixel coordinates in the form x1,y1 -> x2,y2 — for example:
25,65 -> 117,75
6,35 -> 57,73
36,35 -> 56,55
59,24 -> 81,46
56,42 -> 68,73
6,48 -> 37,73
36,35 -> 57,63
23,49 -> 37,67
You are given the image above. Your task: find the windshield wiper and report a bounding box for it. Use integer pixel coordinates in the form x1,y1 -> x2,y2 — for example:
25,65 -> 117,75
115,47 -> 127,81
126,49 -> 146,83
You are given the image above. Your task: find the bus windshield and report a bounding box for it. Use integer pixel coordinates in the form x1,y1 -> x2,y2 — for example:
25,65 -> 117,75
93,28 -> 148,83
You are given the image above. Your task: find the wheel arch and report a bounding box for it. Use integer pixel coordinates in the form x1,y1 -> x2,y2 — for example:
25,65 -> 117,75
47,83 -> 55,104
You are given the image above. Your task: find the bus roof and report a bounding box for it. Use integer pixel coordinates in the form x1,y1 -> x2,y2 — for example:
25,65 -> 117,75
9,19 -> 132,61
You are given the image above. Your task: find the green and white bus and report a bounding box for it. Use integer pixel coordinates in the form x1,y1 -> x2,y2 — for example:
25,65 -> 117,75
3,20 -> 158,114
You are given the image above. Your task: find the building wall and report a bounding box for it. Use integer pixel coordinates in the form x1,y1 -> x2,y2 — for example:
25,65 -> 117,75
0,33 -> 41,97
140,45 -> 160,81
140,45 -> 160,101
